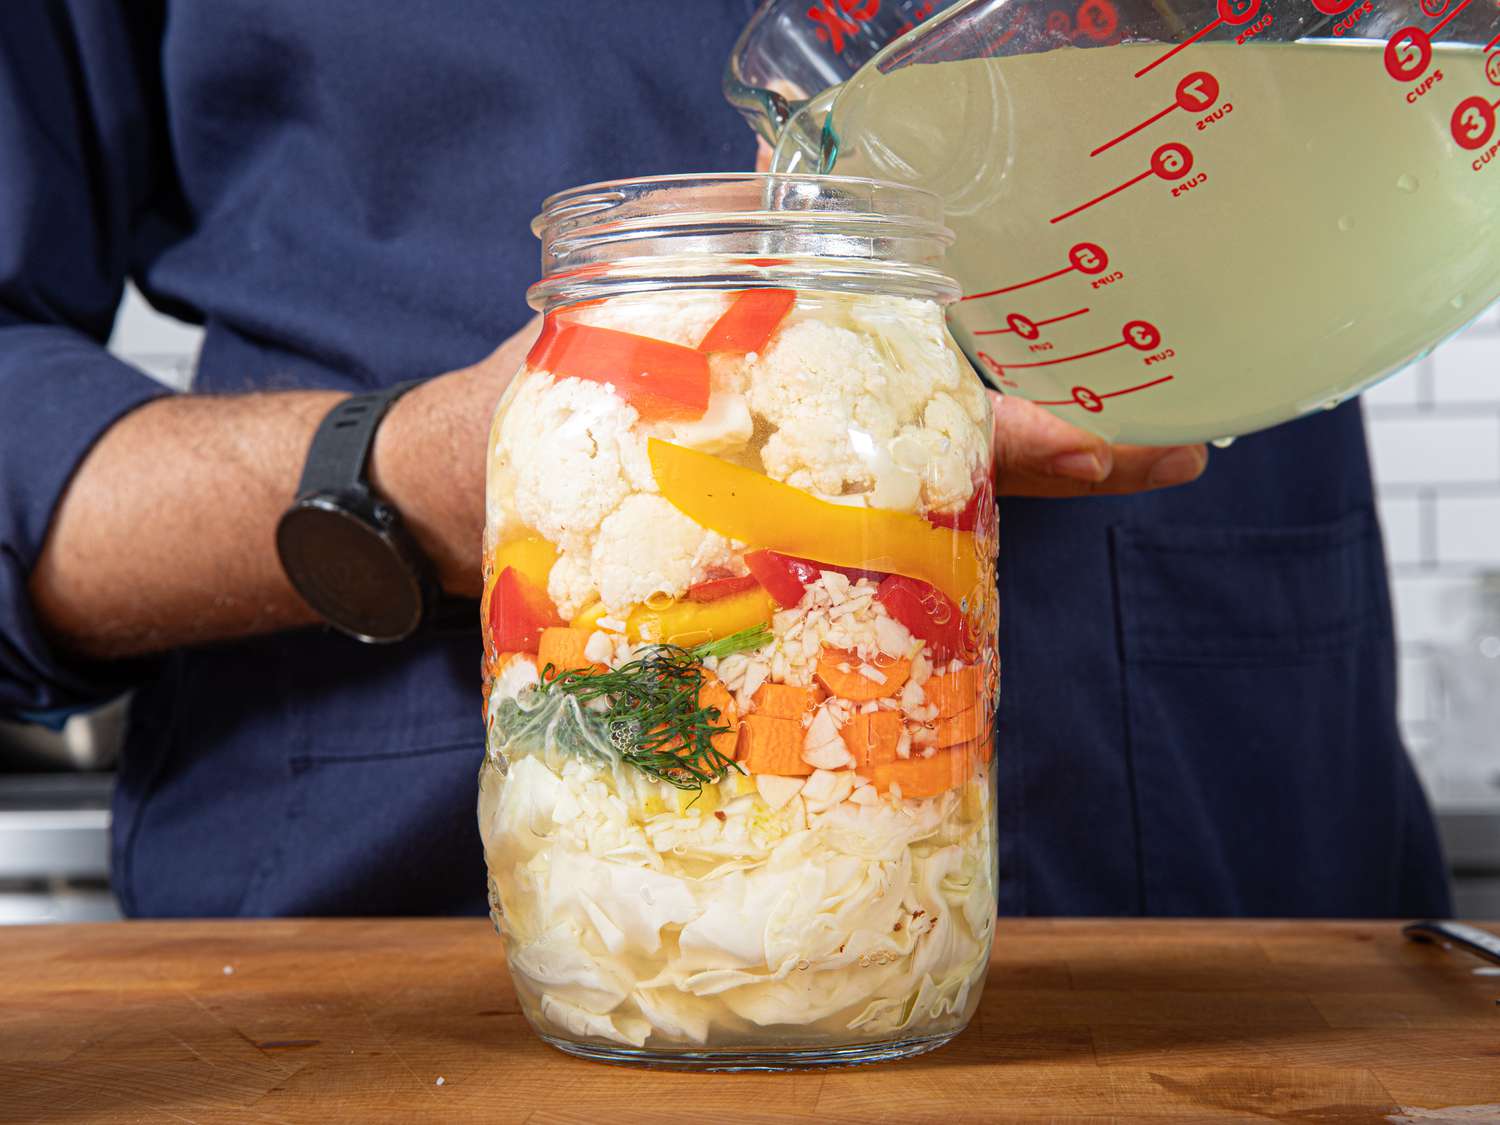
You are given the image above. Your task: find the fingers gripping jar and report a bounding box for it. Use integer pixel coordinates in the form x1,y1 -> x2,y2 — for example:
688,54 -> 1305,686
478,174 -> 999,1069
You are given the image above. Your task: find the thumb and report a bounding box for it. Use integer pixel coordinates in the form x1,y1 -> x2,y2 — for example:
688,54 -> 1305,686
989,392 -> 1208,497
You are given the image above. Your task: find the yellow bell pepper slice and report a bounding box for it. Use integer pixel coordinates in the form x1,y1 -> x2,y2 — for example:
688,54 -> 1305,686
627,586 -> 776,647
647,438 -> 979,604
490,536 -> 558,592
570,601 -> 611,632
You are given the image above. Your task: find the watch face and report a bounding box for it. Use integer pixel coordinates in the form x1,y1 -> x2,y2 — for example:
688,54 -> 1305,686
277,499 -> 425,643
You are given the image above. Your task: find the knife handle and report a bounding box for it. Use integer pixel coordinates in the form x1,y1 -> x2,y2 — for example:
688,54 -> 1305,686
1403,919 -> 1500,968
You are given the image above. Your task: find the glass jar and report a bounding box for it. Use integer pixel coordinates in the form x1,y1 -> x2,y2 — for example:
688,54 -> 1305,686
478,173 -> 999,1069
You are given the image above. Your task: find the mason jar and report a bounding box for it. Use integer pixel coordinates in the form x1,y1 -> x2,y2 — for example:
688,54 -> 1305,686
478,173 -> 999,1069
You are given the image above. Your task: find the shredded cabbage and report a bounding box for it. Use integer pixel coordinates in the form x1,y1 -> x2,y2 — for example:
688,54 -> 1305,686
479,693 -> 996,1051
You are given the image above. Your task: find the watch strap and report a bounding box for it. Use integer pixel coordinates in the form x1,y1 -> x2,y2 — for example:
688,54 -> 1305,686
296,379 -> 424,498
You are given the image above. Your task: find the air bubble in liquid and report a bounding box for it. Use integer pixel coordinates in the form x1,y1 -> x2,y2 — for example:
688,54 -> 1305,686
1336,215 -> 1354,233
1396,173 -> 1420,193
1451,294 -> 1467,310
1211,436 -> 1236,449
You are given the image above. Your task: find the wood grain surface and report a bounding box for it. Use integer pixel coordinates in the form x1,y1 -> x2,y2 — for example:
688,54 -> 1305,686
1,918 -> 1497,1123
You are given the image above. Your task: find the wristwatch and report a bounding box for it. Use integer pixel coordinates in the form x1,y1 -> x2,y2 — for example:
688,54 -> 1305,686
276,381 -> 437,644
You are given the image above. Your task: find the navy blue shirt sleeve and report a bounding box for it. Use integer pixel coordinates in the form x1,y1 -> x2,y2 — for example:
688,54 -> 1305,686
0,3 -> 173,714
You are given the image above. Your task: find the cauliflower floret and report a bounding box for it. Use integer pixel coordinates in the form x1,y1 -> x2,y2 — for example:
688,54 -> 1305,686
547,551 -> 597,621
495,375 -> 650,552
590,494 -> 735,613
849,296 -> 968,399
572,291 -> 731,348
761,415 -> 875,496
665,391 -> 753,455
748,316 -> 951,496
750,318 -> 912,436
896,392 -> 990,514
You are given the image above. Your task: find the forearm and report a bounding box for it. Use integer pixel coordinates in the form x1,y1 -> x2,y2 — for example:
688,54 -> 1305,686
28,390 -> 344,659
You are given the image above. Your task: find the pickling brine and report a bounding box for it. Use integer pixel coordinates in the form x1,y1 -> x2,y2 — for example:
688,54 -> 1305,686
478,175 -> 999,1069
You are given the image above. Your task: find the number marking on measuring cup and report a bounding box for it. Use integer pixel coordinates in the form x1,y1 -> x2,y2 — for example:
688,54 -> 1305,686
1032,376 -> 1177,413
973,308 -> 1092,337
1487,50 -> 1500,84
960,243 -> 1109,302
1052,143 -> 1195,224
1451,95 -> 1500,150
1091,72 -> 1222,156
1134,0 -> 1261,78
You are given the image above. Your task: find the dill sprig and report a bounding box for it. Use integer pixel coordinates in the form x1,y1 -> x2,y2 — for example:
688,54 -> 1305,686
538,624 -> 771,791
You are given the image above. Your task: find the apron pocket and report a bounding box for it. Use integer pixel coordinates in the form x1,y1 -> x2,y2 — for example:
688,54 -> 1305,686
1111,508 -> 1412,916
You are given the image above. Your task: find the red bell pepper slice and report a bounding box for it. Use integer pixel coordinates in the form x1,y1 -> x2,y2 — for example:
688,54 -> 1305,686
488,566 -> 564,654
685,574 -> 761,603
745,550 -> 816,608
745,550 -> 888,608
875,574 -> 975,663
698,289 -> 796,355
527,322 -> 710,420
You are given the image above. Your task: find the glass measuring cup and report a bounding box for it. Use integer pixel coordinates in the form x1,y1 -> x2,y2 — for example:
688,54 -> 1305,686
727,0 -> 1500,445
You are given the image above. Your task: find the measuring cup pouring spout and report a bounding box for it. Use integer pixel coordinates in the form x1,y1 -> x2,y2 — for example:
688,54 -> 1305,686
727,0 -> 1500,445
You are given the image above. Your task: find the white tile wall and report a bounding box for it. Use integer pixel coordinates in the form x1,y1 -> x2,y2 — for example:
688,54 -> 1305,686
1369,415 -> 1500,485
1364,302 -> 1500,801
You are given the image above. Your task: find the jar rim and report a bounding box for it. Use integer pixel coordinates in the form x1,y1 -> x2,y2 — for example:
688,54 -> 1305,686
528,172 -> 960,311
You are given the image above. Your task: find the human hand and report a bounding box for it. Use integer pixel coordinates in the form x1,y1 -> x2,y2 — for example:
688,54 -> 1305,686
987,390 -> 1207,497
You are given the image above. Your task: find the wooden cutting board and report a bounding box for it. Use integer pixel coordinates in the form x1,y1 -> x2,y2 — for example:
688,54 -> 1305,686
1,918 -> 1497,1123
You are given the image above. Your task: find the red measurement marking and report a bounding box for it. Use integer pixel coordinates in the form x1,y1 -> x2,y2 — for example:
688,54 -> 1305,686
1034,375 -> 1176,410
961,245 -> 1108,302
1134,20 -> 1222,77
976,351 -> 1019,387
1053,144 -> 1193,223
1092,72 -> 1219,156
1487,33 -> 1500,51
1091,103 -> 1177,156
1051,170 -> 1152,223
1488,51 -> 1500,85
1432,0 -> 1472,34
1135,0 -> 1259,77
974,308 -> 1091,336
985,325 -> 1158,375
962,265 -> 1072,301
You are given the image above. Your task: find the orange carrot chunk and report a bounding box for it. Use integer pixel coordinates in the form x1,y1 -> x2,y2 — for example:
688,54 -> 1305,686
750,682 -> 825,720
698,674 -> 740,761
815,648 -> 911,702
537,627 -> 603,679
923,667 -> 981,720
841,710 -> 905,769
867,747 -> 976,799
736,714 -> 811,775
932,706 -> 986,748
698,289 -> 796,355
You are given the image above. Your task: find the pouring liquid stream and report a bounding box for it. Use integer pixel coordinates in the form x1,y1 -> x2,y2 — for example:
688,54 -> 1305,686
773,39 -> 1500,444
